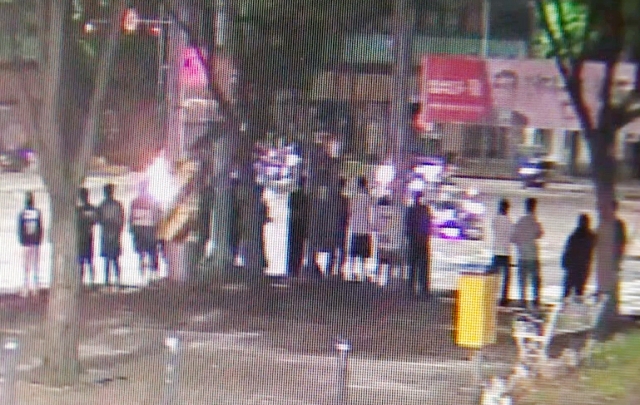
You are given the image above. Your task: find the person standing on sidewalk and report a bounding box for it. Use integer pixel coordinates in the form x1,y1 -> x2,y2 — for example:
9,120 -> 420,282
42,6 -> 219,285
613,200 -> 627,272
129,181 -> 163,284
405,192 -> 432,298
512,197 -> 544,308
77,187 -> 98,288
328,177 -> 350,278
18,191 -> 43,297
561,213 -> 596,300
492,199 -> 513,307
288,176 -> 309,279
347,176 -> 375,282
374,194 -> 405,287
98,184 -> 125,292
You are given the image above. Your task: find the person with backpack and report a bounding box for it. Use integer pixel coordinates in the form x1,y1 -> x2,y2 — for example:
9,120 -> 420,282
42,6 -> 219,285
98,184 -> 125,292
18,191 -> 43,297
129,181 -> 163,284
561,213 -> 597,300
77,187 -> 98,288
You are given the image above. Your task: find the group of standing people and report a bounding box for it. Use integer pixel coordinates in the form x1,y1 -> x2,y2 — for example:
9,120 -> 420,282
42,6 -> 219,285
284,174 -> 433,299
491,197 -> 627,309
17,182 -> 163,296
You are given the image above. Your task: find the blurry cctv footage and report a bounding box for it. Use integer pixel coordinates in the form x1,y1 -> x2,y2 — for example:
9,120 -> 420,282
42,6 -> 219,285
3,1 -> 639,405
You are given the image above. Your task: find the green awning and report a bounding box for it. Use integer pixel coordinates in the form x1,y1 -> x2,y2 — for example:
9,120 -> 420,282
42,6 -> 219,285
343,34 -> 526,65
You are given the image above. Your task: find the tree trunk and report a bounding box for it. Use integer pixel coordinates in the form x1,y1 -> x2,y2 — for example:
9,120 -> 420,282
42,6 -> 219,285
207,128 -> 236,275
42,189 -> 81,386
589,129 -> 620,338
390,0 -> 414,199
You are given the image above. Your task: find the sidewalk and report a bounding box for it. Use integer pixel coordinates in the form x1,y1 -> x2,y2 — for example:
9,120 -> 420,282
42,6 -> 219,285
0,278 -> 518,405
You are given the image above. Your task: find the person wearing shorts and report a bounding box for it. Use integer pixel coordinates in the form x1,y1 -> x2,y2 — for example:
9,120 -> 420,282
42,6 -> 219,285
348,176 -> 374,281
130,181 -> 162,283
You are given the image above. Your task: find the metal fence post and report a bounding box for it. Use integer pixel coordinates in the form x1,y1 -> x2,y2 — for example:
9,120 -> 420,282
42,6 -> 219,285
0,338 -> 19,405
162,335 -> 181,405
335,338 -> 351,405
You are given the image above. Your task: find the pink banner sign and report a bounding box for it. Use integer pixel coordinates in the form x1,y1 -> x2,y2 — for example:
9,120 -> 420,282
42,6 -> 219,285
420,55 -> 640,132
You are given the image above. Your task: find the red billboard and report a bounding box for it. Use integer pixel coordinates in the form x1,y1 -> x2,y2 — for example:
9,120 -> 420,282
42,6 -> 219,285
420,55 -> 493,124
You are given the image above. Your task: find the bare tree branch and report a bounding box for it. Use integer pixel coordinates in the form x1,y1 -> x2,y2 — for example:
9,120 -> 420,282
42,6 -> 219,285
75,0 -> 126,183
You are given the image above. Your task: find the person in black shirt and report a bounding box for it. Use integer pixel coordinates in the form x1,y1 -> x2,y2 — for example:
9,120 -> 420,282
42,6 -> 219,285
288,176 -> 308,278
405,192 -> 432,298
98,184 -> 125,292
561,213 -> 596,299
77,187 -> 98,287
18,191 -> 43,297
327,177 -> 349,277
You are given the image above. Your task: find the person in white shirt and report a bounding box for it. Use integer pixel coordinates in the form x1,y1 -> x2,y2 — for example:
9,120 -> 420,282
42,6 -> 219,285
492,199 -> 513,307
347,176 -> 374,281
511,198 -> 544,308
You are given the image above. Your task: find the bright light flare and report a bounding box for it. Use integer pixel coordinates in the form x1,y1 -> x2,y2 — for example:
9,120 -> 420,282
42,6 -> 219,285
375,164 -> 396,186
145,154 -> 179,210
84,22 -> 96,34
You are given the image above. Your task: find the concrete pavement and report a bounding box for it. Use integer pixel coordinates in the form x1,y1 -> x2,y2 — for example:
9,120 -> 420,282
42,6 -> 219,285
0,281 -> 516,405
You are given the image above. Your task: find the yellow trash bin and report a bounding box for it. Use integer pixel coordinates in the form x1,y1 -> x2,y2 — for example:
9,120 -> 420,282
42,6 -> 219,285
455,266 -> 499,349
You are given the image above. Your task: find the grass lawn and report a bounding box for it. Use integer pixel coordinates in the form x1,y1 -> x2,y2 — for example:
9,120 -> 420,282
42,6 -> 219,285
516,329 -> 640,405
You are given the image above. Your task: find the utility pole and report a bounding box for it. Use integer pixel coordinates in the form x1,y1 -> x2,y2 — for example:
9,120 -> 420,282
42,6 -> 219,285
390,0 -> 414,199
480,0 -> 491,58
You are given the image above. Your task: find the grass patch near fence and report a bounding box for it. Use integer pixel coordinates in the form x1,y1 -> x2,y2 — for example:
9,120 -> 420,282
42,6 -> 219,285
517,329 -> 640,405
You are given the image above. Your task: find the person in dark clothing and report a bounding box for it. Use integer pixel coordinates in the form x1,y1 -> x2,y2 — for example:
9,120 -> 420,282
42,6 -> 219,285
613,200 -> 627,272
328,177 -> 350,277
98,184 -> 125,292
561,213 -> 597,299
257,188 -> 270,269
198,171 -> 215,256
77,187 -> 98,287
229,176 -> 244,265
405,192 -> 432,298
18,191 -> 43,297
129,181 -> 163,282
288,177 -> 308,278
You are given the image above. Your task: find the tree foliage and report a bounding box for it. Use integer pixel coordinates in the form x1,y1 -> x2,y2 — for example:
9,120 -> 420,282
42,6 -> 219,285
536,0 -> 640,335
